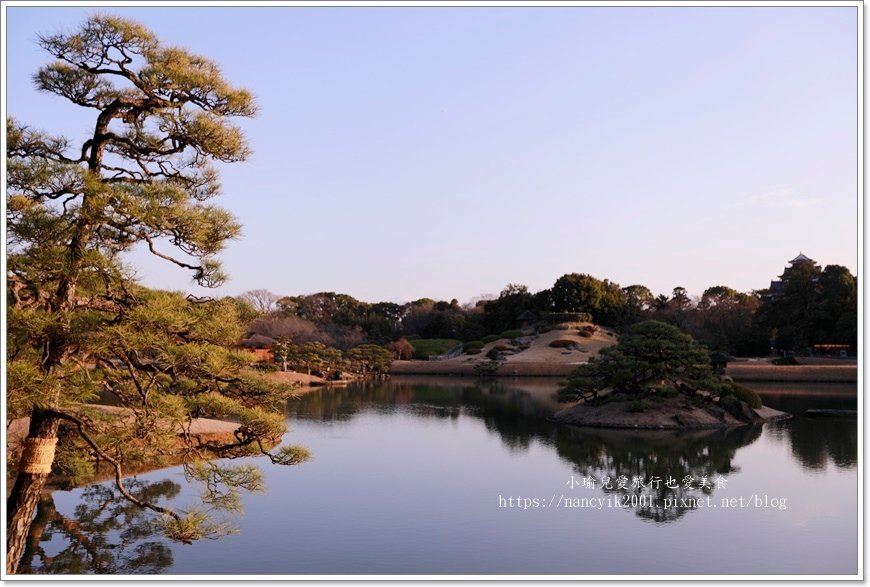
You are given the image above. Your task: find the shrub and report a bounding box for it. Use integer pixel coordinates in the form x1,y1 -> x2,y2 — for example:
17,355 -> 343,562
474,360 -> 500,377
387,338 -> 415,360
719,394 -> 741,416
553,324 -> 570,330
493,343 -> 512,351
549,339 -> 575,348
729,383 -> 762,409
539,325 -> 553,334
577,329 -> 592,338
482,335 -> 500,344
464,340 -> 485,351
653,387 -> 679,398
499,329 -> 524,340
486,348 -> 501,360
626,399 -> 652,413
253,363 -> 279,372
465,348 -> 482,355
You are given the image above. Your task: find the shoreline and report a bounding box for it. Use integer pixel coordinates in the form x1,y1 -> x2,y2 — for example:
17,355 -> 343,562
390,360 -> 857,383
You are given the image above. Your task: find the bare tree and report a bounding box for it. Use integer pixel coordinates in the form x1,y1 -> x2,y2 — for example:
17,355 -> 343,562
238,289 -> 281,315
249,316 -> 334,346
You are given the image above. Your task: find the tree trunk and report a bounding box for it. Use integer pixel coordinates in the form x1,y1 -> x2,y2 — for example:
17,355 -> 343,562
18,494 -> 54,573
6,407 -> 60,575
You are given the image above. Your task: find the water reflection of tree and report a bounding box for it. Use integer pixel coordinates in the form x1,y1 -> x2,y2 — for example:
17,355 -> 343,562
291,380 -> 765,523
766,418 -> 858,471
291,380 -> 555,452
291,382 -> 417,422
552,425 -> 761,523
19,479 -> 178,574
750,385 -> 858,471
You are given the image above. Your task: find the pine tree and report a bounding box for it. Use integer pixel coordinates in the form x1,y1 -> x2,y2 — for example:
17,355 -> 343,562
6,15 -> 308,573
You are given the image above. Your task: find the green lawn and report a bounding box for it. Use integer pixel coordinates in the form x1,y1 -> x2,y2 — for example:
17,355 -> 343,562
410,338 -> 462,360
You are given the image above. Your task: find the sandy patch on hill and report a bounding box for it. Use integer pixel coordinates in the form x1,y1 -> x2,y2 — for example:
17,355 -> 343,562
391,322 -> 616,376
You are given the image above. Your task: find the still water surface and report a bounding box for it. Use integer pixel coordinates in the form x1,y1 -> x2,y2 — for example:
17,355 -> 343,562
23,377 -> 857,575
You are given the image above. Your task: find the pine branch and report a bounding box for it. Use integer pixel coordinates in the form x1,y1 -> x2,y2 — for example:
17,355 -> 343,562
42,408 -> 187,535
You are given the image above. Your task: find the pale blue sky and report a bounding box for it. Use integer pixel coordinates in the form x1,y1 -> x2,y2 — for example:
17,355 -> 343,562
4,5 -> 859,303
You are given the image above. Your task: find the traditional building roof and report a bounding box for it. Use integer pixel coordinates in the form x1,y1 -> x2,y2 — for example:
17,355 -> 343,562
789,252 -> 814,265
241,333 -> 276,349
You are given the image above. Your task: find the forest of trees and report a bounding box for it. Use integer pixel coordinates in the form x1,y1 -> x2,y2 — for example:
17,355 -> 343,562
241,257 -> 857,362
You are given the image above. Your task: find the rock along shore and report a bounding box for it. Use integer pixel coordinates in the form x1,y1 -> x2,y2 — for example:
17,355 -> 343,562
550,395 -> 790,430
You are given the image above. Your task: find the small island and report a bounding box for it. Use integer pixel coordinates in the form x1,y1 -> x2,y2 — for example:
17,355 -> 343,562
551,321 -> 790,429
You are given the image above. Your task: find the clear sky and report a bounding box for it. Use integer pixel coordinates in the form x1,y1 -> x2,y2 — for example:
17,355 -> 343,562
4,4 -> 860,304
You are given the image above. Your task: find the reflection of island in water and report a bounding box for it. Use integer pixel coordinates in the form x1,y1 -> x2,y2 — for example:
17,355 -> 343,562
292,377 -> 857,521
20,479 -> 178,574
552,424 -> 760,523
751,382 -> 858,471
292,378 -> 763,522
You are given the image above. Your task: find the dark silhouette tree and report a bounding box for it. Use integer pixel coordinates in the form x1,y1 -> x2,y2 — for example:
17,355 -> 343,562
755,259 -> 856,353
619,284 -> 655,325
550,273 -> 605,315
696,286 -> 766,355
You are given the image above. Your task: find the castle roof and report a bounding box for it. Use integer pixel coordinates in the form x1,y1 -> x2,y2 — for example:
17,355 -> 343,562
789,252 -> 814,265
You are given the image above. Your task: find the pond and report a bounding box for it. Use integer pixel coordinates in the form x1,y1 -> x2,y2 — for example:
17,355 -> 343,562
21,376 -> 858,576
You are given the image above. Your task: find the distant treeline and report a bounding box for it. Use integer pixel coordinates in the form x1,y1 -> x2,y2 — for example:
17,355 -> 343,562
238,260 -> 856,357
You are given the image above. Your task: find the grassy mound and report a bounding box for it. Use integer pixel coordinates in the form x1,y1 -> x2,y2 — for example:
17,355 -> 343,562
411,339 -> 462,360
